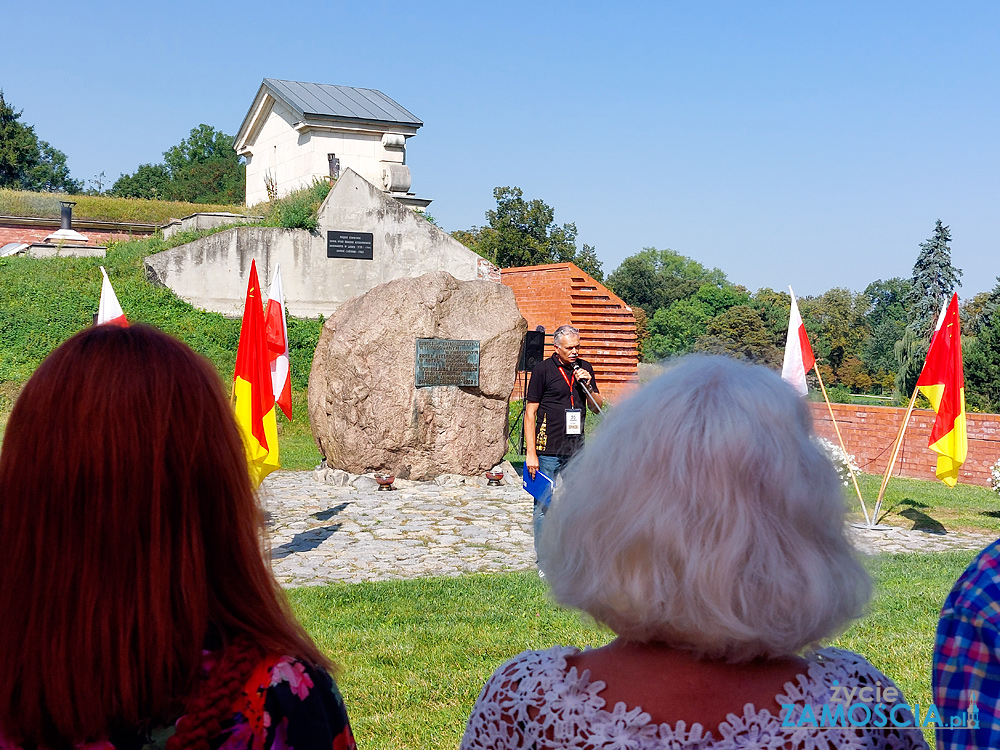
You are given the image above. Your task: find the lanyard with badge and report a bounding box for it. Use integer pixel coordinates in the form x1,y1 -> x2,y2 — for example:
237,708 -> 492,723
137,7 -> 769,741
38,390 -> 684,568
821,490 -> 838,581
558,366 -> 583,435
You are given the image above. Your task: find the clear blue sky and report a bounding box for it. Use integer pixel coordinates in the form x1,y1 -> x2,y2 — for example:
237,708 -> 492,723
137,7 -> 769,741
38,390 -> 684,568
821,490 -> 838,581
3,0 -> 998,298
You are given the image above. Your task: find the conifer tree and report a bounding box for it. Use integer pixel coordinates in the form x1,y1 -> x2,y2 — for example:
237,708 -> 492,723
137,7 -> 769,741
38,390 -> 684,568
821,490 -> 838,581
894,220 -> 962,397
907,220 -> 963,338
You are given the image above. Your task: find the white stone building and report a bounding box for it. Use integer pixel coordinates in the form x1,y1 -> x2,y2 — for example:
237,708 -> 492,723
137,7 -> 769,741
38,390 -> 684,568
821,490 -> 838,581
234,78 -> 430,209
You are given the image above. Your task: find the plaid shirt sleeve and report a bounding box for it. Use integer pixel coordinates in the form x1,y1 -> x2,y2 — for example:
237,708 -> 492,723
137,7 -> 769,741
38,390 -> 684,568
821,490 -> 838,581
933,540 -> 1000,750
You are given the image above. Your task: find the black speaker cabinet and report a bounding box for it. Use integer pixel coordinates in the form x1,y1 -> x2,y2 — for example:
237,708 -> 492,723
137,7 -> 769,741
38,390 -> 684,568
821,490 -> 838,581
521,331 -> 545,371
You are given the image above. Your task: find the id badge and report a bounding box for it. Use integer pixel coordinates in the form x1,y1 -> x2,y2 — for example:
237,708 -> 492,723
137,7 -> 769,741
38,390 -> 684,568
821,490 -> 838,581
565,408 -> 583,435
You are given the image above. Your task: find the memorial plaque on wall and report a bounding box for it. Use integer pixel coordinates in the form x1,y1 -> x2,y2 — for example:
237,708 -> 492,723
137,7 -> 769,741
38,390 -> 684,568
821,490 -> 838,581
327,231 -> 374,259
415,339 -> 480,387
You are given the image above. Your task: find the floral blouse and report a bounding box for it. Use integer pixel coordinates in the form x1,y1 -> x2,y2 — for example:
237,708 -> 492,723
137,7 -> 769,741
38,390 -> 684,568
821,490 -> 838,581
0,652 -> 356,750
462,646 -> 927,749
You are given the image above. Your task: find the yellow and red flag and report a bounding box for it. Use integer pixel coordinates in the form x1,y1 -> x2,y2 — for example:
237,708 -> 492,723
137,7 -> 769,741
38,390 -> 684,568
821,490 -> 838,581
915,293 -> 967,486
233,259 -> 280,486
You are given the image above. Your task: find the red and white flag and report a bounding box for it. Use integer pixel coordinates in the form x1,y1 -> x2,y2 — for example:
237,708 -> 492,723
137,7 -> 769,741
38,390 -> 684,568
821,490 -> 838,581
781,287 -> 815,396
97,266 -> 128,327
264,265 -> 292,419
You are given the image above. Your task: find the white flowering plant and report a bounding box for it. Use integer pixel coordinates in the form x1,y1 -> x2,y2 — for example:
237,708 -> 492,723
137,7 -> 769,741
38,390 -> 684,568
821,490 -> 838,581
989,458 -> 1000,495
814,437 -> 861,487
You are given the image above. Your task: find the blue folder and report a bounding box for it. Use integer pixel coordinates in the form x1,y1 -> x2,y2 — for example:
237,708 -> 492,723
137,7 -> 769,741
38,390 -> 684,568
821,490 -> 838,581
523,470 -> 555,509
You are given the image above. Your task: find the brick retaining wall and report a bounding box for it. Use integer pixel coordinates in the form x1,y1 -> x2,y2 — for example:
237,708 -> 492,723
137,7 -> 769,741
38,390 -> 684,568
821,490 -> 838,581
810,402 -> 1000,488
0,217 -> 157,247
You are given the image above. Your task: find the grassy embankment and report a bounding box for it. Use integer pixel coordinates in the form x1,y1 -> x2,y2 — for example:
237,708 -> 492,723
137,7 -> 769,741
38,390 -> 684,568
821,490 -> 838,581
0,230 -> 322,469
0,187 -> 246,224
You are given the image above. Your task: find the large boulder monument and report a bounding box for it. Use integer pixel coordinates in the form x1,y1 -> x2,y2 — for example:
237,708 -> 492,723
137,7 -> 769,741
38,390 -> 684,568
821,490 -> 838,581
309,271 -> 526,479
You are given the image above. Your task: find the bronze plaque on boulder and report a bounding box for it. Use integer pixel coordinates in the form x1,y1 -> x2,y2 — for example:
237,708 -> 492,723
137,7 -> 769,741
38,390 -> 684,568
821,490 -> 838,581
415,339 -> 480,387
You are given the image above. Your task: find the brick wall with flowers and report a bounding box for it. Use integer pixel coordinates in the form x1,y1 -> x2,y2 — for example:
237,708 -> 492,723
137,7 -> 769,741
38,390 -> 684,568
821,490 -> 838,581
810,402 -> 1000,488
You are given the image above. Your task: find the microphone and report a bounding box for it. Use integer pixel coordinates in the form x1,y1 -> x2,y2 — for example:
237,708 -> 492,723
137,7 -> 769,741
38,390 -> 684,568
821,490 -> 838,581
571,363 -> 603,414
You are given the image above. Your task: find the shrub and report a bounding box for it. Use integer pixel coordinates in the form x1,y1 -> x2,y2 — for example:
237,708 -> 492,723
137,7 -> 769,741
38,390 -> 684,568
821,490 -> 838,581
262,179 -> 332,231
989,458 -> 1000,495
825,383 -> 853,404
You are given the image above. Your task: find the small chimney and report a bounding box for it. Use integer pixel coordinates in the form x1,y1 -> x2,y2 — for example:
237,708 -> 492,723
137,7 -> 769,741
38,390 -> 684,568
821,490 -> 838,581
60,201 -> 76,231
45,201 -> 88,245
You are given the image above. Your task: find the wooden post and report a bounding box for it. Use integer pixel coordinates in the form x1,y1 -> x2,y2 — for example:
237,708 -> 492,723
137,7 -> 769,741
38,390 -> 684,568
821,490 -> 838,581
870,387 -> 921,524
814,367 -> 870,525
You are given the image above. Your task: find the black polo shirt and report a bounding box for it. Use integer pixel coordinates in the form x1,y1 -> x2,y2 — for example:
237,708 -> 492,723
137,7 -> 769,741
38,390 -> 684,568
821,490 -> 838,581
526,354 -> 599,457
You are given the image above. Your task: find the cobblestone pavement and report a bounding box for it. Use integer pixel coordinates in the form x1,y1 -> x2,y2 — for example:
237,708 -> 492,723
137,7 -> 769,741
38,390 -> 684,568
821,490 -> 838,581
261,470 -> 996,588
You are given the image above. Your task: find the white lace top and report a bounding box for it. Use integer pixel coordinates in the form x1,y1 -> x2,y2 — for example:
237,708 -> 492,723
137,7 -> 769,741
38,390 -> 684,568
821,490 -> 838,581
461,646 -> 929,749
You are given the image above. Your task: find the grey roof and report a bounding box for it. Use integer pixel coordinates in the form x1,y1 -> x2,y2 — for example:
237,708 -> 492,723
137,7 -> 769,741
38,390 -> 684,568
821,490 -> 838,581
263,78 -> 422,127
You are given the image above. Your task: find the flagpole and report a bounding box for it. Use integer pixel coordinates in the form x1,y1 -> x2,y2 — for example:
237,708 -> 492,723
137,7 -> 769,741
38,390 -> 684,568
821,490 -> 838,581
871,295 -> 962,521
813,366 -> 870,525
870,385 -> 920,524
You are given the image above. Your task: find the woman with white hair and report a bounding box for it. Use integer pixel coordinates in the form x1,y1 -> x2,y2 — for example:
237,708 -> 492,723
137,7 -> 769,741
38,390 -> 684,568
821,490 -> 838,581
462,355 -> 927,749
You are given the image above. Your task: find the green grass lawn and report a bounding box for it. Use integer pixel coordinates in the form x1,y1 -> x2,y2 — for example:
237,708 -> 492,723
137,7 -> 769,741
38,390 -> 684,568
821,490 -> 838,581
288,551 -> 980,750
290,573 -> 609,748
849,472 -> 1000,534
277,388 -> 322,470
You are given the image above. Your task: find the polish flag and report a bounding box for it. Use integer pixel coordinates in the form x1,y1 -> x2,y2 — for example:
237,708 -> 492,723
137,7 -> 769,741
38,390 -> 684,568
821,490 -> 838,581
781,287 -> 815,396
97,266 -> 128,327
264,265 -> 292,419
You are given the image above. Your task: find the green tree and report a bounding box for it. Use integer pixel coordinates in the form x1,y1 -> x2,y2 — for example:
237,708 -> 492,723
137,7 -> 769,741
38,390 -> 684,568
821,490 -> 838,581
893,326 -> 925,401
632,307 -> 650,361
799,288 -> 869,372
963,277 -> 1000,411
895,221 -> 963,397
470,186 -> 577,268
0,91 -> 80,193
112,124 -> 245,204
26,141 -> 82,193
864,319 -> 906,386
162,124 -> 244,203
647,298 -> 712,359
575,243 -> 604,281
110,163 -> 171,199
458,187 -> 604,276
965,313 -> 1000,412
606,247 -> 727,316
698,283 -> 752,317
749,287 -> 792,349
451,228 -> 481,250
962,279 -> 1000,336
693,305 -> 781,366
865,277 -> 911,331
646,283 -> 751,359
906,220 -> 963,339
0,91 -> 40,188
861,278 -> 910,378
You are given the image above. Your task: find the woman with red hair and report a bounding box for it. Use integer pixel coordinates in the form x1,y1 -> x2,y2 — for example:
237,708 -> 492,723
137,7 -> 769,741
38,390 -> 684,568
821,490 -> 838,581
0,324 -> 355,750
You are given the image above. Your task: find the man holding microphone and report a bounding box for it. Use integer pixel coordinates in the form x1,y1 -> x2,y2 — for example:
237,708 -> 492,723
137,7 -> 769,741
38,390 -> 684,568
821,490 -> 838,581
524,325 -> 603,542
